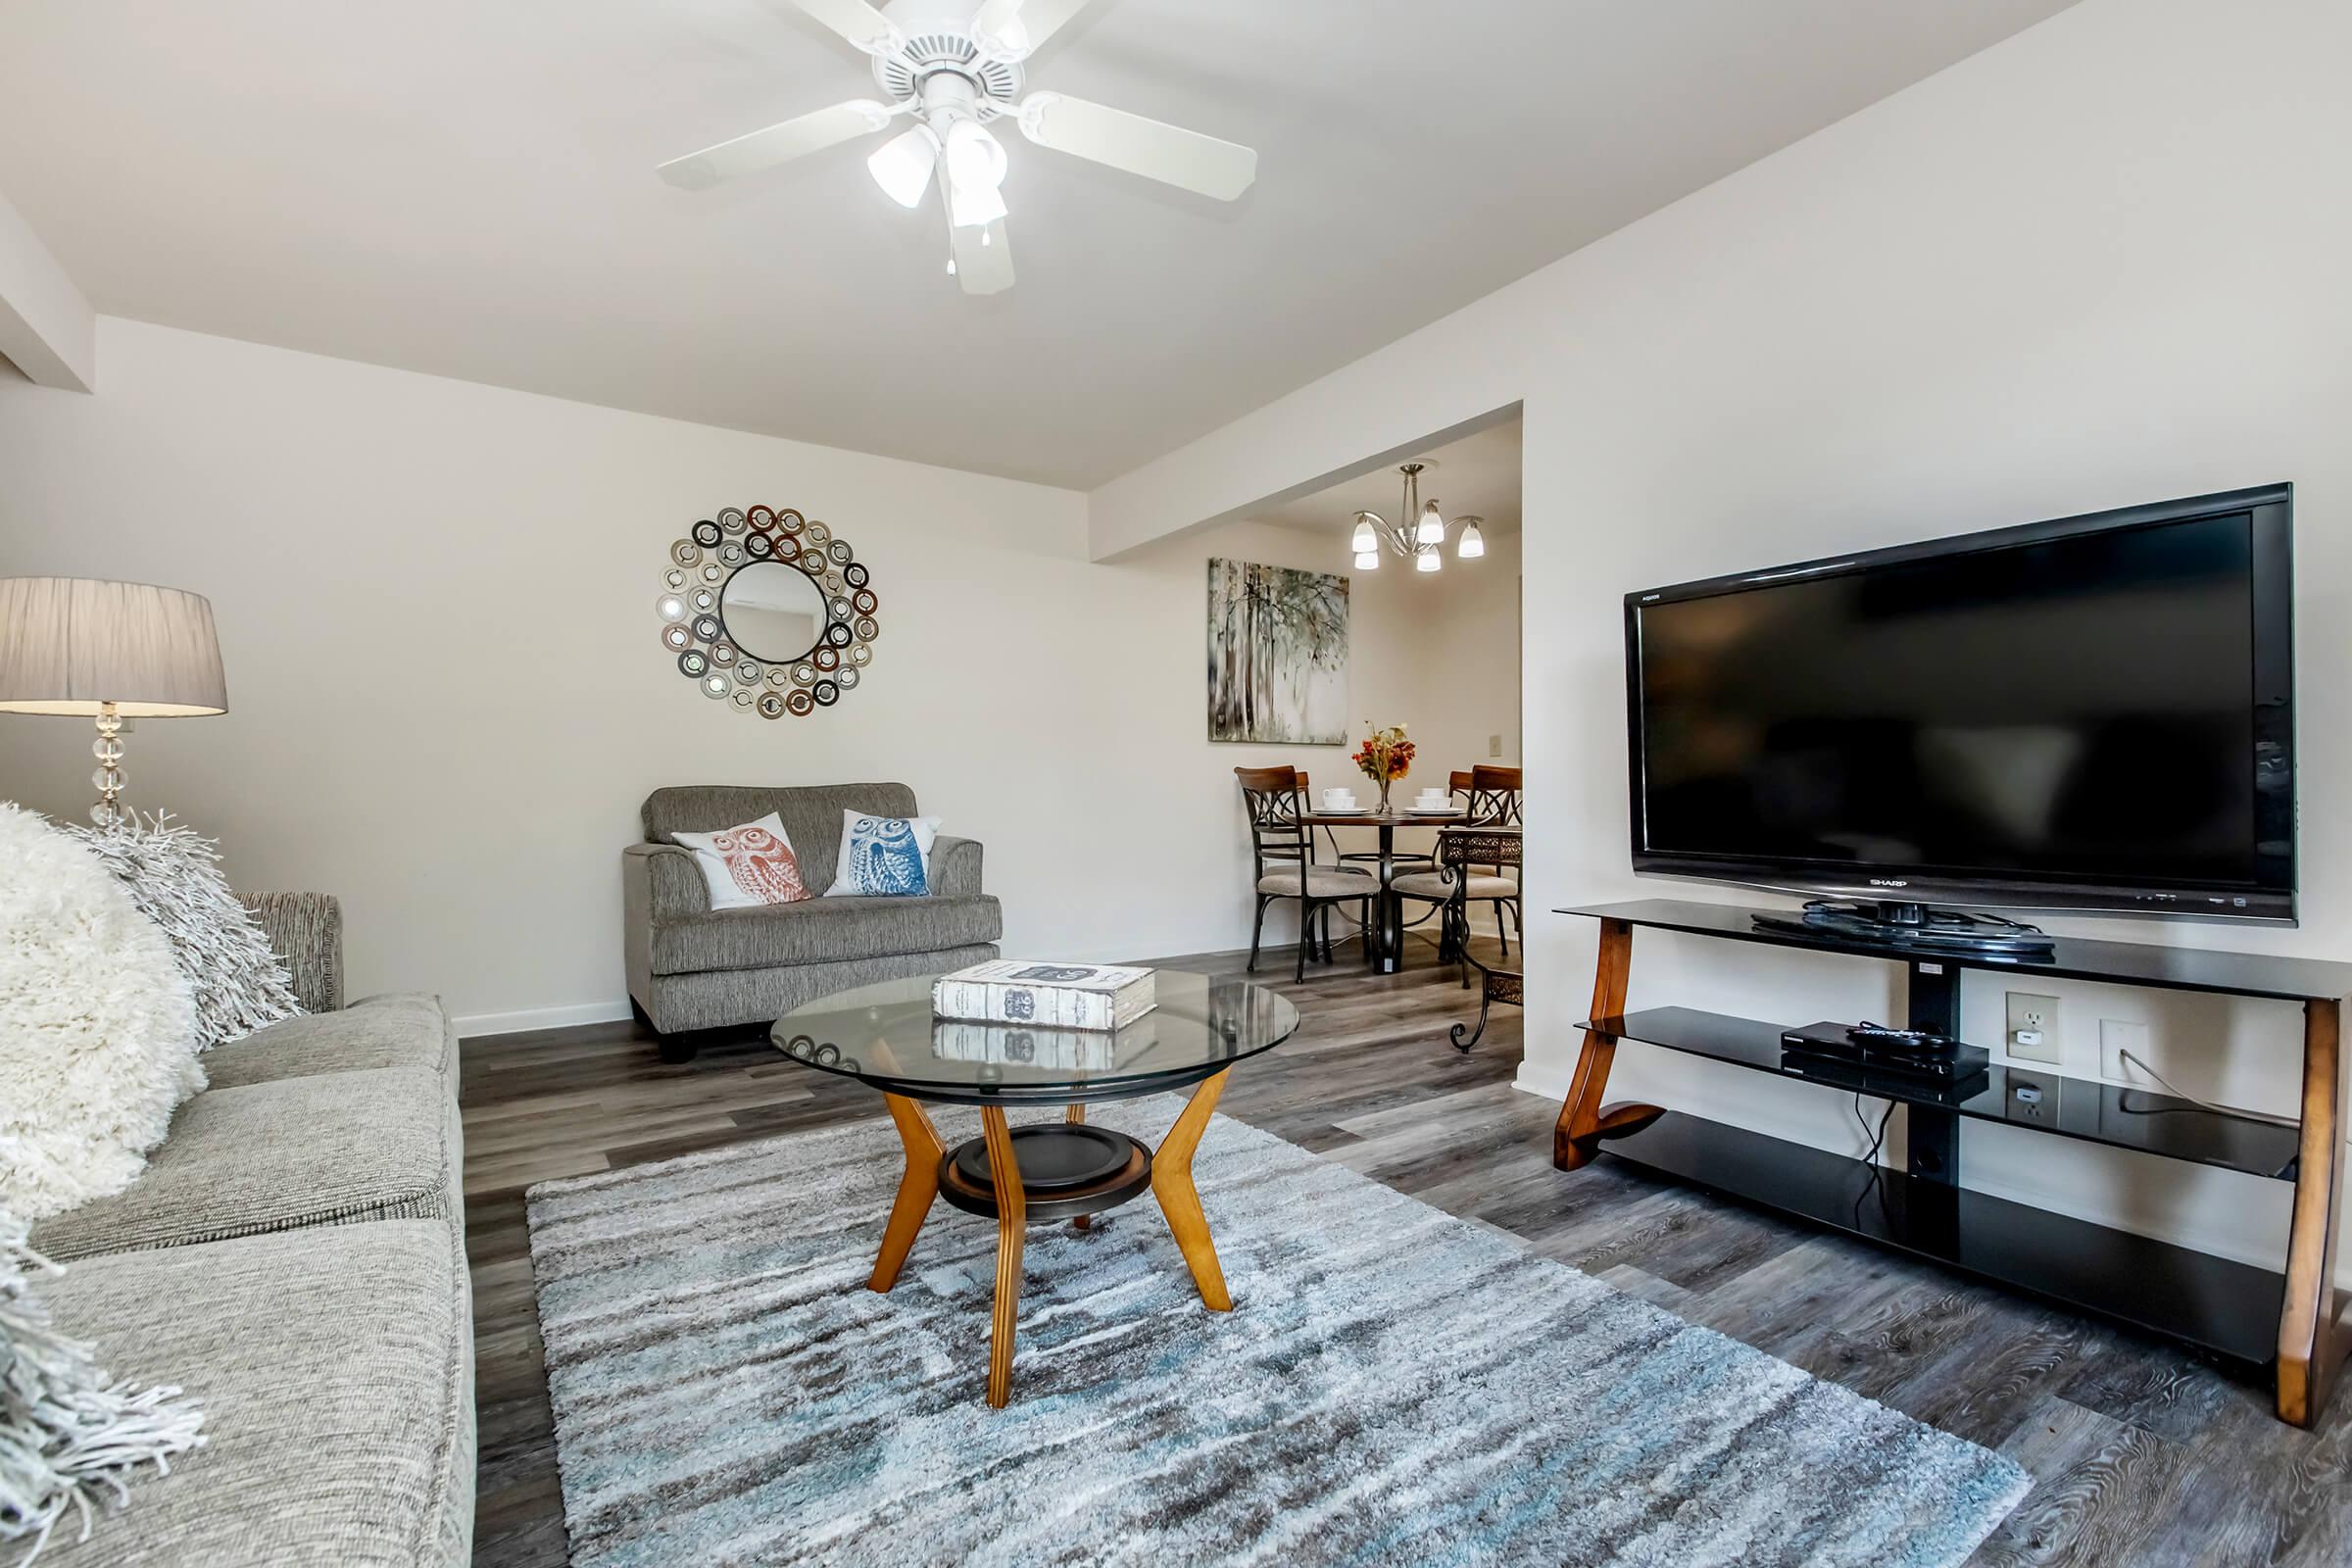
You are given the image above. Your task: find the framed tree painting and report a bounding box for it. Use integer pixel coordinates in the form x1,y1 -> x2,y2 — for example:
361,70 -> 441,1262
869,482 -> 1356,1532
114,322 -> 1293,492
1206,559 -> 1349,743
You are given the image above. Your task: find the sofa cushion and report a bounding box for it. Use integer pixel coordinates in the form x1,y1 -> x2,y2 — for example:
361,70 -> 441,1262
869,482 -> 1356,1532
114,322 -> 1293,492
38,1220 -> 472,1568
203,993 -> 453,1089
649,893 -> 1004,976
29,1065 -> 456,1261
641,783 -> 917,890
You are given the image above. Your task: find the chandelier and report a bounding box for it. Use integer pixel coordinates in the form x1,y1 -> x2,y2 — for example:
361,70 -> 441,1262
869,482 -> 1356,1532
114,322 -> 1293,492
1349,463 -> 1484,574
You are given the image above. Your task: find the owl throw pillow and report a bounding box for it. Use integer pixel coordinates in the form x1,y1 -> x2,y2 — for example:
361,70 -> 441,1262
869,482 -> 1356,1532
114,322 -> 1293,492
672,812 -> 811,909
825,810 -> 941,897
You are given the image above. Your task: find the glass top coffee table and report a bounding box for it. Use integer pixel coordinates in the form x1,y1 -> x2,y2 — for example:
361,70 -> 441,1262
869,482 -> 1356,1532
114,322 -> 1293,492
772,968 -> 1301,1406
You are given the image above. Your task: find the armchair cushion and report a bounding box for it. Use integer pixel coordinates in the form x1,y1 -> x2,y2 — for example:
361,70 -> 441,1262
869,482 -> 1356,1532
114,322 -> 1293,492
650,895 -> 1004,976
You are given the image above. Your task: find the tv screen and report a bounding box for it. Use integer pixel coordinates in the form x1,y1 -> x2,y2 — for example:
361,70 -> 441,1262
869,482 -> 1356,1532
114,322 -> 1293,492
1626,486 -> 2295,921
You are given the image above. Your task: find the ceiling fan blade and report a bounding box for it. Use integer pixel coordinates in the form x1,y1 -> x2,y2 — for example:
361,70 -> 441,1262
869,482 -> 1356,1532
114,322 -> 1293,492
1016,93 -> 1256,200
782,0 -> 905,56
971,0 -> 1094,61
951,219 -> 1015,296
658,99 -> 892,190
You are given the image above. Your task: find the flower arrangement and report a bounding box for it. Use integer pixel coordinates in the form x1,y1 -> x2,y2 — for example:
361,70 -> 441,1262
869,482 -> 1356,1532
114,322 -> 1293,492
1351,722 -> 1415,811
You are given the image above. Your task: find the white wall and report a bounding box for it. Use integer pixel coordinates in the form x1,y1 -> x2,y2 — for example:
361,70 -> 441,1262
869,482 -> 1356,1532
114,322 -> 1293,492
1080,0 -> 2352,1278
0,318 -> 1518,1030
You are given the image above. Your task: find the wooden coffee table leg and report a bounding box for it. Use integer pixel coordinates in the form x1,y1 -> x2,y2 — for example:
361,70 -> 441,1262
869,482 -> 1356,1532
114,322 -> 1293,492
868,1093 -> 944,1293
1152,1069 -> 1233,1311
1066,1103 -> 1092,1231
980,1106 -> 1026,1408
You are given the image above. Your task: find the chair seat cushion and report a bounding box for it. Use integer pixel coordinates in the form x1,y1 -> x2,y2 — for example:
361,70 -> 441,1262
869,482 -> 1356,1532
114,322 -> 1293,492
650,893 -> 1004,976
1392,870 -> 1521,901
1257,866 -> 1378,899
202,994 -> 453,1089
38,1220 -> 471,1568
29,1066 -> 457,1261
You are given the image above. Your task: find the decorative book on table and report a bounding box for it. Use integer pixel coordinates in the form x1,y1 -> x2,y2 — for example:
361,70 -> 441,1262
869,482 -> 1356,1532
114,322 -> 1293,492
932,960 -> 1157,1032
931,1016 -> 1158,1070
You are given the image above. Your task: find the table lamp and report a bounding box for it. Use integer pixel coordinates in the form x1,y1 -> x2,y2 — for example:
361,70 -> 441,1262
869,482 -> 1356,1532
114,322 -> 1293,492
0,577 -> 228,826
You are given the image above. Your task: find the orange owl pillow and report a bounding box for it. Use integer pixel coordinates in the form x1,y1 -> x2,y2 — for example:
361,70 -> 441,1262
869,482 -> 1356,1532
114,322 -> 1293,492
671,812 -> 811,909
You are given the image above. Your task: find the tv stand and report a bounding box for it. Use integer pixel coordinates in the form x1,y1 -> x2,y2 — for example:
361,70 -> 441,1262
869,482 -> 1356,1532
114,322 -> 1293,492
1554,898 -> 2351,1428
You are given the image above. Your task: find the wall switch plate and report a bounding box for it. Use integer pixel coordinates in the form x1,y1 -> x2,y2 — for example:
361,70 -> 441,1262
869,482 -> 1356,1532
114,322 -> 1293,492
1489,733 -> 1502,758
2100,1018 -> 2151,1083
2005,992 -> 2061,1062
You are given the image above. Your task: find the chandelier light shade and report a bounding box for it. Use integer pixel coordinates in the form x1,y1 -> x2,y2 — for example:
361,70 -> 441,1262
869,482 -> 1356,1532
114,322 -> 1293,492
1344,462 -> 1481,574
866,125 -> 939,208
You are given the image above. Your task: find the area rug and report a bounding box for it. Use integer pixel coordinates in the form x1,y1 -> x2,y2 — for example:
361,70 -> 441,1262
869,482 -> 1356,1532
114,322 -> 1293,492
526,1098 -> 2029,1567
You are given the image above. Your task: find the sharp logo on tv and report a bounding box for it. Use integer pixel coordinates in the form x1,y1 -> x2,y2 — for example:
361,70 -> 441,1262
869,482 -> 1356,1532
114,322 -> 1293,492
1871,879 -> 1910,888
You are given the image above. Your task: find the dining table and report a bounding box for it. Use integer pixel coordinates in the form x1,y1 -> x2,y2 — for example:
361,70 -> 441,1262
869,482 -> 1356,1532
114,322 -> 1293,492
1297,805 -> 1466,973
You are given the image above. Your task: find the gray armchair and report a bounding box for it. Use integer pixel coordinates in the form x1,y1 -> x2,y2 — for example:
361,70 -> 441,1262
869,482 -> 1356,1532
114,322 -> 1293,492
623,782 -> 1003,1058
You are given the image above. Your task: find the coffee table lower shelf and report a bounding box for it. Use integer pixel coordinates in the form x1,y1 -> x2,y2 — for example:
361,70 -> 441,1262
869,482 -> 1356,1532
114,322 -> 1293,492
1597,1110 -> 2285,1370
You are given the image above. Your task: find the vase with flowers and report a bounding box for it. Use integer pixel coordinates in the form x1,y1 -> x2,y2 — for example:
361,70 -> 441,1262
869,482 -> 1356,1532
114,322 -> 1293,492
1351,722 -> 1415,814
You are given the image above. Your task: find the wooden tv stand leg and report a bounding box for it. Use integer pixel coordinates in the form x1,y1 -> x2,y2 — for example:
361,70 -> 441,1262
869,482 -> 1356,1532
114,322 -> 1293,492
2278,997 -> 2347,1428
1554,917 -> 1664,1170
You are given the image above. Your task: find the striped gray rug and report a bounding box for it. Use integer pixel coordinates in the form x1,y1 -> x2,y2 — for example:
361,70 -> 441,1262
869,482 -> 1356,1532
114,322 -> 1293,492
526,1097 -> 2029,1567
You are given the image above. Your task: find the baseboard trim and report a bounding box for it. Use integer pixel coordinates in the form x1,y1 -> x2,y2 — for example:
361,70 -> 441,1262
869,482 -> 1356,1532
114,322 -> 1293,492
454,1000 -> 634,1038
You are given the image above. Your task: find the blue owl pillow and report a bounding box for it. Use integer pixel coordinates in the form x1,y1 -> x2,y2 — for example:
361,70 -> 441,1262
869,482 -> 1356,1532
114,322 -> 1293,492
824,810 -> 943,897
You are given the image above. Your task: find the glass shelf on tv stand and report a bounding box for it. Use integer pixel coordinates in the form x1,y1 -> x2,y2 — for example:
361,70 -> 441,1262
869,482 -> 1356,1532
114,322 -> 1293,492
1576,1006 -> 2300,1182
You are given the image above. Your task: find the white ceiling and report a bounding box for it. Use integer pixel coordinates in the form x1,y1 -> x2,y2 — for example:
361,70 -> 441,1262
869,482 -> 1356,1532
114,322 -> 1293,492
0,1 -> 2075,489
1255,419 -> 1522,539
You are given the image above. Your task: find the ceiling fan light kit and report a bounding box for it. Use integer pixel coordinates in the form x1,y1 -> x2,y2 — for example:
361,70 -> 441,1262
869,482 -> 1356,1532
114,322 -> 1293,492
1349,463 -> 1484,575
658,0 -> 1259,294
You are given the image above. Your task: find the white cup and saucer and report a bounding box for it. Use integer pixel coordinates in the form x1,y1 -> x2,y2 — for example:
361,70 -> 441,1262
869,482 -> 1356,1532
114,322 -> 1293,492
1320,787 -> 1365,815
1408,788 -> 1456,815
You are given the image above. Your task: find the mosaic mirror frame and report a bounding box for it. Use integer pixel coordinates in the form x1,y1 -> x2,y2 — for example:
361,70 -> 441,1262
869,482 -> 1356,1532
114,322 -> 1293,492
654,505 -> 880,718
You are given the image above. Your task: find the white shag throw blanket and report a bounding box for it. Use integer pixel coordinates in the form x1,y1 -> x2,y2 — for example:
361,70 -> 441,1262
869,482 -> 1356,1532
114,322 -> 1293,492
0,804 -> 202,1221
0,1204 -> 204,1565
64,814 -> 303,1052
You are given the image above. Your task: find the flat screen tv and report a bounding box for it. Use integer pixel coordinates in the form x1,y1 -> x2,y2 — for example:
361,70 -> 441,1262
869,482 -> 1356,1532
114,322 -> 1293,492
1625,485 -> 2296,924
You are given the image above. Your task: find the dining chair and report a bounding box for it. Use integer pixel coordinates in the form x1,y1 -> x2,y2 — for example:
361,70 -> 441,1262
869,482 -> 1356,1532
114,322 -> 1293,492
1388,764 -> 1523,966
1235,765 -> 1377,981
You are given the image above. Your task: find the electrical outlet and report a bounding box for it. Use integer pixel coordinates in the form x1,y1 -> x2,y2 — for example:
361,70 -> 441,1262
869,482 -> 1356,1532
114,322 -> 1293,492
2100,1018 -> 2151,1083
2005,992 -> 2061,1062
2007,1077 -> 2051,1124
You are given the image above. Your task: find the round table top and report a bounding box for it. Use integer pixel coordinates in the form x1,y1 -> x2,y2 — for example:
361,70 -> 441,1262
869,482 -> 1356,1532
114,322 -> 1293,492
770,968 -> 1302,1106
1298,807 -> 1466,827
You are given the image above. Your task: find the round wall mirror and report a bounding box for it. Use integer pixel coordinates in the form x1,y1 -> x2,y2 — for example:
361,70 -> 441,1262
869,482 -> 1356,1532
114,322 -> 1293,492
720,561 -> 827,664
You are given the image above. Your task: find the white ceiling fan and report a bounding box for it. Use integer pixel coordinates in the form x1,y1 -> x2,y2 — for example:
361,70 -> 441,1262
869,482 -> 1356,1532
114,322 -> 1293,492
657,0 -> 1258,295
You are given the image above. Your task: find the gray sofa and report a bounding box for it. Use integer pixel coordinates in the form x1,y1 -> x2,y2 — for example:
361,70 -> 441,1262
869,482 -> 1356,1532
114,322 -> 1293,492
623,782 -> 1003,1055
30,896 -> 472,1568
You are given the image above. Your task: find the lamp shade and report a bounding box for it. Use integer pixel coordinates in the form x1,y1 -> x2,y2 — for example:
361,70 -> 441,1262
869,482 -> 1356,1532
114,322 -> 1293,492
0,577 -> 227,717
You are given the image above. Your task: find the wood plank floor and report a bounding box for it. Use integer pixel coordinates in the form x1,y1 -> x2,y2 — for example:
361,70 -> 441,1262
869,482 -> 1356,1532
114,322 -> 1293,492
461,937 -> 2352,1567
